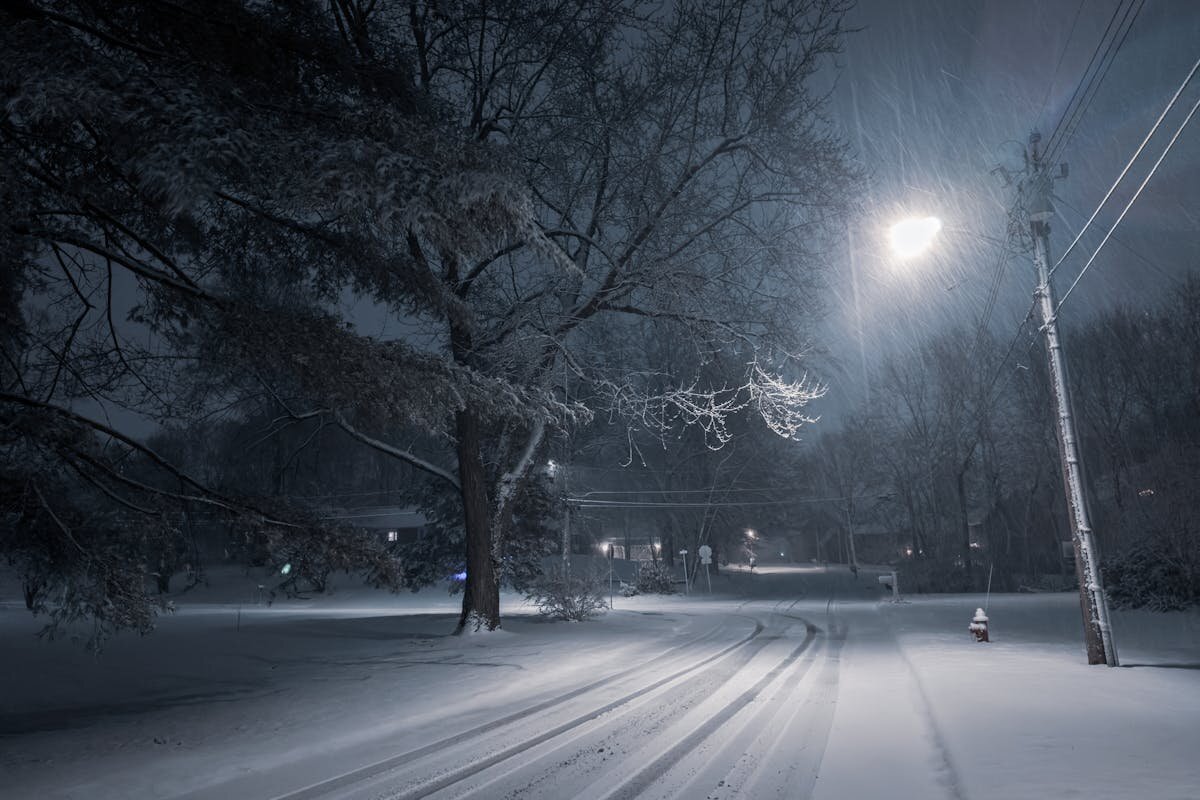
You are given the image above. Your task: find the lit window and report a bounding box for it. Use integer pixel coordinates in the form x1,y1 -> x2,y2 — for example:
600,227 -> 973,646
387,530 -> 398,542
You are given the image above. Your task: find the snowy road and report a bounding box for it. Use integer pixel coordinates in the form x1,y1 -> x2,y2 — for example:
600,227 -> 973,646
4,565 -> 1199,799
285,599 -> 832,800
181,567 -> 956,800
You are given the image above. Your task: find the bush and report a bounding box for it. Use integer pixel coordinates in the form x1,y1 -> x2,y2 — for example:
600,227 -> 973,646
525,570 -> 608,621
635,561 -> 675,594
899,557 -> 976,593
1104,539 -> 1199,611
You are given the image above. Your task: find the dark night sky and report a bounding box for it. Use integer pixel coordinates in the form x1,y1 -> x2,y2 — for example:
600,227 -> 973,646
813,0 -> 1200,421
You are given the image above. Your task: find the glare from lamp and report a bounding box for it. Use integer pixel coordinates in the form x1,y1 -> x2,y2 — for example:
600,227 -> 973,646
888,216 -> 943,260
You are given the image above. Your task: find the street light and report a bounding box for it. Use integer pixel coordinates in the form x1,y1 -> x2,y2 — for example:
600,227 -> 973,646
887,215 -> 943,260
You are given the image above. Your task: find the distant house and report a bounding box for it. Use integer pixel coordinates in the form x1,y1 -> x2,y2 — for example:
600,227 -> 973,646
320,506 -> 429,544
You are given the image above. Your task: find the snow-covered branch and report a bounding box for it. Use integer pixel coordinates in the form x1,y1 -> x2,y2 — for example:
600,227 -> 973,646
598,360 -> 825,448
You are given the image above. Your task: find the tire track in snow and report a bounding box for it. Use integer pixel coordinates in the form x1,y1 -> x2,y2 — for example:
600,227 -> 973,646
723,606 -> 846,799
418,599 -> 809,800
592,614 -> 821,800
610,596 -> 843,800
883,609 -> 968,800
270,613 -> 764,800
383,600 -> 803,800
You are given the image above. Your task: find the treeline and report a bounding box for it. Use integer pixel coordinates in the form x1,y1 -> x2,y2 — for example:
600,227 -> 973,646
797,275 -> 1200,607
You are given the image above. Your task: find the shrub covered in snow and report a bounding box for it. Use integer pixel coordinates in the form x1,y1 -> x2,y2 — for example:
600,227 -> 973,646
635,561 -> 676,595
1104,538 -> 1199,611
524,570 -> 608,621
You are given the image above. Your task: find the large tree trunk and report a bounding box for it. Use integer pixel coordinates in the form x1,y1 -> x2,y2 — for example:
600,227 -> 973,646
455,406 -> 501,632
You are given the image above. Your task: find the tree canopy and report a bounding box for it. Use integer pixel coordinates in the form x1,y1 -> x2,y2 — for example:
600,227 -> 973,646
1,0 -> 856,637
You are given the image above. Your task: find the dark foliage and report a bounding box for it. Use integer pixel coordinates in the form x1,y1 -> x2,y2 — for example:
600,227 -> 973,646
1105,539 -> 1199,612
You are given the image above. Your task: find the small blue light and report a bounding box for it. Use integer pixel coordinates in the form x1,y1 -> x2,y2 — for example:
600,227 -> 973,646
281,563 -> 292,575
452,571 -> 467,581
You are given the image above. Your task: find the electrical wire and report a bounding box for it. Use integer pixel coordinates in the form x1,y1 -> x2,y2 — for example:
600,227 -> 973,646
967,229 -> 1017,363
1037,0 -> 1088,132
985,300 -> 1039,401
1045,0 -> 1145,166
571,498 -> 796,508
1054,197 -> 1175,283
568,492 -> 888,510
576,486 -> 806,496
1043,0 -> 1133,156
1055,92 -> 1200,313
1048,53 -> 1200,278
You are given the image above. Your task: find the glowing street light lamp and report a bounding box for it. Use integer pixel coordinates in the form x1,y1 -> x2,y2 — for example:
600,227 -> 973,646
888,215 -> 943,260
744,529 -> 758,572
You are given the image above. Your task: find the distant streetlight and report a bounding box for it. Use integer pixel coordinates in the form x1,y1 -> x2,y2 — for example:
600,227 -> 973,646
744,529 -> 758,572
887,215 -> 943,259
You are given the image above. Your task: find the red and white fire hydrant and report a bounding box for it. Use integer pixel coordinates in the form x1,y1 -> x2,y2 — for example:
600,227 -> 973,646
969,608 -> 989,642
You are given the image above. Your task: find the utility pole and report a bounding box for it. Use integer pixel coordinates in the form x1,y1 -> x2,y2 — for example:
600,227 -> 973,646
844,505 -> 859,577
562,500 -> 572,572
1021,131 -> 1118,666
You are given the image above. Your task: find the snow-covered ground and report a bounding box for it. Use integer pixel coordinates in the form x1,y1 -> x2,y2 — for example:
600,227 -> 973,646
1,564 -> 1198,799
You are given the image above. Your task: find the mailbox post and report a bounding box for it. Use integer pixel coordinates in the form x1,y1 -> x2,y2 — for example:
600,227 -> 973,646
877,570 -> 900,602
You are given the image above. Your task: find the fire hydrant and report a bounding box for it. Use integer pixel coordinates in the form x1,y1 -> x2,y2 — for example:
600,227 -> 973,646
969,608 -> 989,643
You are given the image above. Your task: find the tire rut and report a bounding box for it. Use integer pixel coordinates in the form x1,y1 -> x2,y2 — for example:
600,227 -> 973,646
264,618 -> 740,800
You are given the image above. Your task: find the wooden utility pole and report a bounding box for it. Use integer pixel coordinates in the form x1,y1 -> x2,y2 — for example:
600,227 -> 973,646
1022,131 -> 1118,666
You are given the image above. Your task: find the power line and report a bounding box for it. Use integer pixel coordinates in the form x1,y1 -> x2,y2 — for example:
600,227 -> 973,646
980,298 -> 1040,410
568,492 -> 891,510
1043,0 -> 1130,154
1047,0 -> 1145,165
1037,0 -> 1088,131
1054,197 -> 1176,283
967,229 -> 1017,362
575,486 -> 804,497
1046,0 -> 1145,166
1056,92 -> 1200,313
1048,53 -> 1200,278
571,498 -> 795,509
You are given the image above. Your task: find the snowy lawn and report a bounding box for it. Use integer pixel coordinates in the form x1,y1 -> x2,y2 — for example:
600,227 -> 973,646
0,566 -> 710,799
876,592 -> 1200,800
